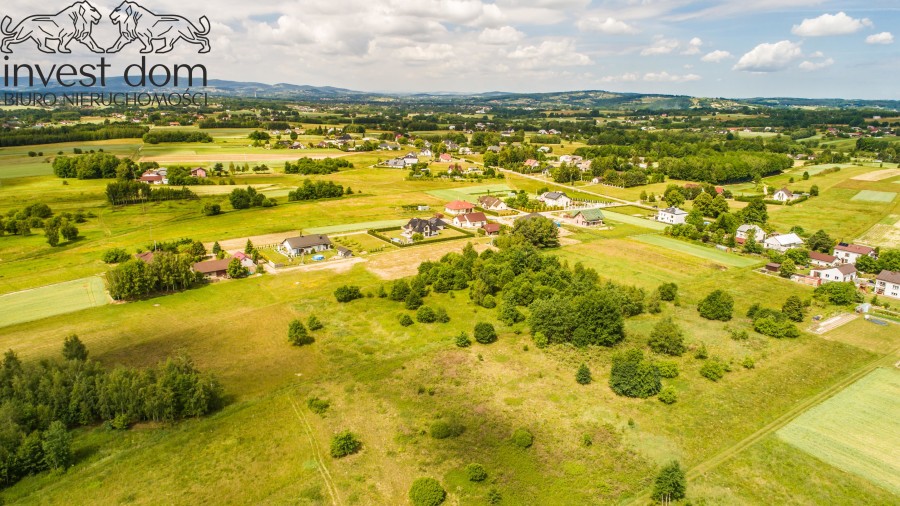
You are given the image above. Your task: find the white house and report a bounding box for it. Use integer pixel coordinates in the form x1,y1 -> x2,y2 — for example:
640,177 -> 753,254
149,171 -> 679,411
772,187 -> 798,202
541,191 -> 572,208
833,243 -> 876,265
809,251 -> 839,268
453,212 -> 488,228
281,235 -> 332,257
735,224 -> 765,243
875,270 -> 900,299
657,207 -> 688,225
477,195 -> 508,211
402,153 -> 419,167
764,233 -> 804,252
811,264 -> 858,283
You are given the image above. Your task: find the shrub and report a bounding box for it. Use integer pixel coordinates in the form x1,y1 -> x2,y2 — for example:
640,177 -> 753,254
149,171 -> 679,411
202,202 -> 222,216
399,314 -> 414,327
729,328 -> 749,340
62,334 -> 88,361
487,488 -> 502,504
533,331 -> 548,348
697,289 -> 733,321
647,292 -> 662,314
700,359 -> 726,381
742,356 -> 756,369
575,363 -> 592,385
307,315 -> 324,331
330,431 -> 362,458
430,420 -> 465,439
657,282 -> 678,301
466,463 -> 488,482
405,290 -> 423,310
481,294 -> 497,309
101,248 -> 131,264
434,307 -> 450,323
307,397 -> 330,414
814,281 -> 862,306
416,305 -> 437,323
288,320 -> 314,346
656,361 -> 679,378
409,477 -> 446,506
753,316 -> 800,338
511,428 -> 534,448
609,349 -> 661,398
455,332 -> 471,347
648,317 -> 686,356
334,285 -> 363,303
694,343 -> 708,360
652,461 -> 687,502
498,302 -> 525,325
658,386 -> 677,404
474,322 -> 497,344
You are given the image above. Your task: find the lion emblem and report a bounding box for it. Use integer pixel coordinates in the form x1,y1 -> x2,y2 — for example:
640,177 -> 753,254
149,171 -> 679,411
0,1 -> 105,54
107,1 -> 210,54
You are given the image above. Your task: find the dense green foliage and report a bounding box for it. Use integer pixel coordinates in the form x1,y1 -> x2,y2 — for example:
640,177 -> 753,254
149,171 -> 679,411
106,180 -> 197,205
229,186 -> 276,209
576,363 -> 592,385
142,131 -> 212,144
287,180 -> 345,201
334,285 -> 363,303
814,282 -> 863,306
106,254 -> 197,300
474,322 -> 497,344
648,317 -> 686,356
53,152 -> 122,179
284,157 -> 353,174
466,463 -> 488,482
330,431 -> 362,458
409,477 -> 446,506
511,428 -> 534,448
697,290 -> 734,321
652,461 -> 687,502
0,123 -> 146,147
510,215 -> 560,248
101,248 -> 131,264
288,320 -> 313,346
609,349 -> 661,398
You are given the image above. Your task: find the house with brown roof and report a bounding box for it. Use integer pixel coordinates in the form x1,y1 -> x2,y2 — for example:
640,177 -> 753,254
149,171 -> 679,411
444,200 -> 475,215
772,187 -> 798,202
483,223 -> 501,235
875,270 -> 900,299
135,251 -> 155,263
190,167 -> 208,178
193,258 -> 232,279
811,264 -> 858,284
809,251 -> 839,268
477,195 -> 508,211
453,212 -> 488,228
834,243 -> 876,265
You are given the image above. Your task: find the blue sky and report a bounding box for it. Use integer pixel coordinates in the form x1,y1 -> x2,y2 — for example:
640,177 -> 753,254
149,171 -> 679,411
3,0 -> 898,99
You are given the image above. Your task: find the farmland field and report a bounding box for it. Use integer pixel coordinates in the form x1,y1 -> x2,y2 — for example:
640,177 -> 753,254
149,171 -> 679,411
856,214 -> 900,248
601,210 -> 667,230
631,234 -> 760,267
851,190 -> 897,203
0,276 -> 108,328
426,184 -> 513,203
776,367 -> 900,495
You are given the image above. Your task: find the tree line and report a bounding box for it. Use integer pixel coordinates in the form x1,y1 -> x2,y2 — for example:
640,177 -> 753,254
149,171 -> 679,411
142,131 -> 213,144
105,181 -> 197,205
0,123 -> 147,147
106,251 -> 199,299
283,157 -> 353,175
287,180 -> 347,201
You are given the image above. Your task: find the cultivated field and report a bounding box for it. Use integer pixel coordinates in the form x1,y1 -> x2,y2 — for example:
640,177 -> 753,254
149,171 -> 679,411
0,276 -> 107,328
601,210 -> 668,230
776,367 -> 900,495
851,190 -> 897,203
426,184 -> 513,203
631,234 -> 760,268
852,168 -> 900,181
856,214 -> 900,248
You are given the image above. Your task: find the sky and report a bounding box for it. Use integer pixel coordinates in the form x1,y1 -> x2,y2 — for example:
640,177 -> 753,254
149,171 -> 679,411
2,0 -> 898,99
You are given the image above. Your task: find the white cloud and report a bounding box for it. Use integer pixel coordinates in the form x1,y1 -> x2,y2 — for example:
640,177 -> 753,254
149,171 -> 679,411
478,26 -> 525,44
792,12 -> 872,37
577,16 -> 639,34
701,50 -> 732,63
641,38 -> 679,56
733,40 -> 803,72
866,32 -> 894,45
799,58 -> 834,71
598,73 -> 639,83
394,44 -> 455,62
507,39 -> 592,68
681,37 -> 703,55
643,71 -> 701,82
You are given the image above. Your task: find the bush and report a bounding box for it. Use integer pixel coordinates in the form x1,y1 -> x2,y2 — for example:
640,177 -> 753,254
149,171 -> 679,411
409,477 -> 446,506
652,461 -> 687,502
742,356 -> 756,369
307,397 -> 330,414
700,359 -> 726,381
648,317 -> 686,356
753,316 -> 800,338
609,349 -> 661,398
307,315 -> 324,330
481,294 -> 497,309
694,343 -> 708,360
498,302 -> 525,325
405,290 -> 423,310
334,285 -> 363,303
474,322 -> 497,344
658,386 -> 677,404
455,332 -> 471,347
330,431 -> 362,458
202,202 -> 221,216
62,334 -> 88,361
430,420 -> 465,439
814,281 -> 862,306
288,319 -> 314,346
466,463 -> 487,482
399,314 -> 414,327
575,363 -> 592,385
487,488 -> 502,504
434,307 -> 450,323
657,282 -> 678,301
416,305 -> 437,323
101,248 -> 131,264
656,361 -> 679,378
511,428 -> 534,448
697,289 -> 733,321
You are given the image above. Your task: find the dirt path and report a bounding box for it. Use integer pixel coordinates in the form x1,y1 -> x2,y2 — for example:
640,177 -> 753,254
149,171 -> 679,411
287,396 -> 341,505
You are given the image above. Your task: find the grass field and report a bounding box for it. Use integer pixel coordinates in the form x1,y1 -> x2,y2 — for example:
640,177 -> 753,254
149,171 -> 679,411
601,210 -> 668,230
851,190 -> 897,203
305,219 -> 408,235
776,367 -> 900,495
0,276 -> 107,328
631,234 -> 761,268
426,184 -> 512,203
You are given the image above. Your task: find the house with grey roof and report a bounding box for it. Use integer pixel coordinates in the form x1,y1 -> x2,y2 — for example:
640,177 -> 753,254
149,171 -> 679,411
280,235 -> 333,257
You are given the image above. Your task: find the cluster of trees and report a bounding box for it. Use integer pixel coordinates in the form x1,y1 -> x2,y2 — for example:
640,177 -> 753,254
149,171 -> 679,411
814,282 -> 863,306
105,181 -> 197,205
0,204 -> 86,239
665,199 -> 768,247
52,152 -> 123,179
659,152 -> 792,183
106,252 -> 198,300
747,302 -> 802,338
0,339 -> 222,488
0,123 -> 147,147
283,157 -> 353,175
857,248 -> 900,274
43,215 -> 80,247
483,145 -> 544,170
229,186 -> 277,209
166,166 -> 215,186
142,131 -> 212,144
287,180 -> 347,201
507,215 -> 559,248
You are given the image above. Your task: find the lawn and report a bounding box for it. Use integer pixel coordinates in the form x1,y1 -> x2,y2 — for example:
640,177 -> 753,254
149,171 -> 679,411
776,367 -> 900,495
305,219 -> 408,235
0,276 -> 108,328
851,190 -> 897,203
426,183 -> 512,203
600,210 -> 668,231
631,235 -> 761,268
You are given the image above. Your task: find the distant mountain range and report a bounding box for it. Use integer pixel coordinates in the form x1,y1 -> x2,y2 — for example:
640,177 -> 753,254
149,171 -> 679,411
4,78 -> 899,110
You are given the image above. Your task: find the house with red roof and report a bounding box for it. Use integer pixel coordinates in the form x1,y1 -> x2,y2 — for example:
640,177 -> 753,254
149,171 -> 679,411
453,212 -> 488,228
444,200 -> 475,215
834,243 -> 876,265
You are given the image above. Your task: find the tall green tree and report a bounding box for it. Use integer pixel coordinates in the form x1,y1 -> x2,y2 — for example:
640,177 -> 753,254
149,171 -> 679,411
652,461 -> 687,502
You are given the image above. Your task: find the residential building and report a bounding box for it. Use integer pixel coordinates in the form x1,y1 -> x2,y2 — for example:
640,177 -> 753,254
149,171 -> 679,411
875,270 -> 900,299
764,233 -> 804,252
772,187 -> 797,202
572,208 -> 604,227
280,235 -> 332,257
477,195 -> 508,211
193,258 -> 231,279
403,217 -> 445,238
483,223 -> 501,235
735,224 -> 765,243
444,200 -> 475,215
402,153 -> 419,167
834,243 -> 876,265
439,153 -> 452,163
809,251 -> 839,268
337,246 -> 353,258
811,264 -> 858,283
541,191 -> 572,208
190,167 -> 207,178
657,207 -> 688,225
453,212 -> 488,228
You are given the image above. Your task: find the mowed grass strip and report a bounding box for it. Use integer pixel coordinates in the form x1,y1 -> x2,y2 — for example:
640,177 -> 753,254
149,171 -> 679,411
776,367 -> 900,495
426,184 -> 512,203
306,219 -> 408,235
601,210 -> 667,231
0,276 -> 108,328
631,234 -> 760,267
851,190 -> 897,203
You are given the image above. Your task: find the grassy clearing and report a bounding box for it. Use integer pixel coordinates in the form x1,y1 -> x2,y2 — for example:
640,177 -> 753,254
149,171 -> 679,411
851,190 -> 897,203
0,139 -> 143,179
0,276 -> 107,328
855,214 -> 900,248
426,184 -> 512,203
305,219 -> 408,235
631,235 -> 760,268
823,317 -> 900,354
776,367 -> 900,494
600,210 -> 667,231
